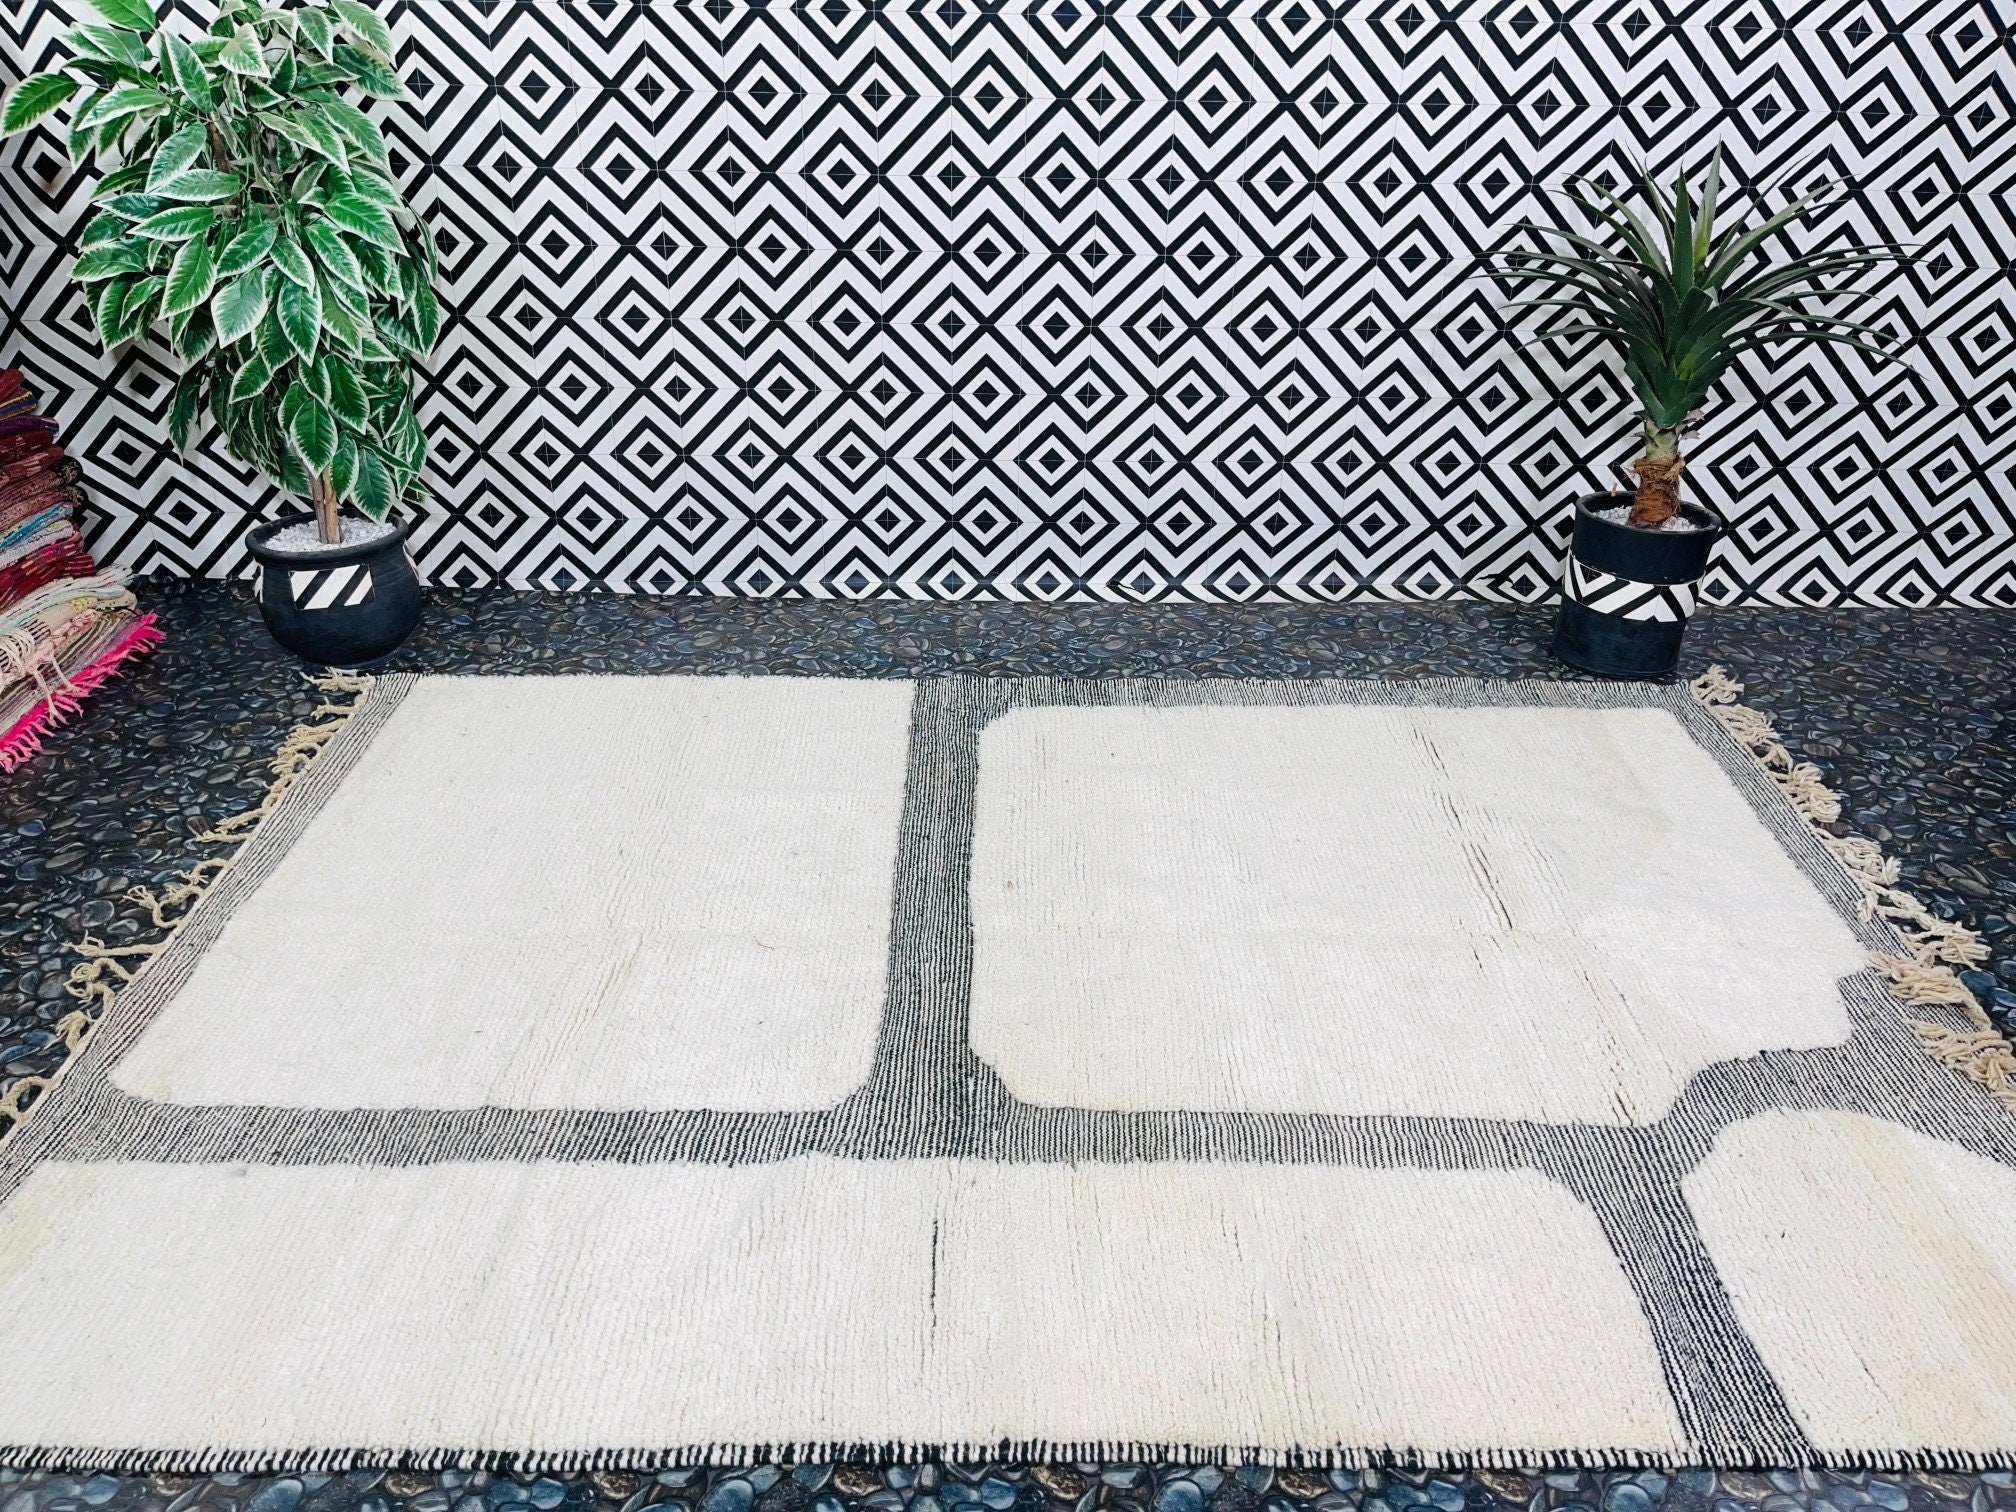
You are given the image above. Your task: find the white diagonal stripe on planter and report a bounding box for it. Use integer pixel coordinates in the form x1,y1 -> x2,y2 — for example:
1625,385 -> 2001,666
290,565 -> 376,611
1566,557 -> 1700,623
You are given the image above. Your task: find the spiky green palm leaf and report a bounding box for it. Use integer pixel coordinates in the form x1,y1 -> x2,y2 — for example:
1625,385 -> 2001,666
1496,149 -> 1906,432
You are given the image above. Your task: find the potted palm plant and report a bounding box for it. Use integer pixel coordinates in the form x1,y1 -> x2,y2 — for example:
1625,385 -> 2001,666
1498,152 -> 1904,678
2,0 -> 436,668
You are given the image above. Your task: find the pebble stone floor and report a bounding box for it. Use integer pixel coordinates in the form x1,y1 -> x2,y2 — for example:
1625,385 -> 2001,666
3,580 -> 2015,1512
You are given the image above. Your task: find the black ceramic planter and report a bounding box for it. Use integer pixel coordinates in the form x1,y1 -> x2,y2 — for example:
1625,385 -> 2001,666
1552,492 -> 1727,679
246,513 -> 423,669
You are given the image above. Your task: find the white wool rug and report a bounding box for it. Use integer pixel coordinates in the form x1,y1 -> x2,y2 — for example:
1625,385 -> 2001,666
2,672 -> 2014,1473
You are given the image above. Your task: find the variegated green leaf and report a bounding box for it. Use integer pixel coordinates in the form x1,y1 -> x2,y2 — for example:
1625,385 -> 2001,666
293,108 -> 347,167
217,217 -> 277,274
216,23 -> 268,75
91,162 -> 150,199
80,0 -> 157,32
343,171 -> 400,210
91,276 -> 129,339
328,435 -> 358,498
256,298 -> 293,368
161,231 -> 214,315
172,303 -> 216,360
276,271 -> 321,361
303,218 -> 365,289
130,204 -> 214,239
270,232 -> 313,286
301,352 -> 333,403
67,89 -> 105,157
410,279 -> 438,349
167,370 -> 202,450
97,192 -> 163,220
371,307 -> 420,353
325,359 -> 368,427
73,25 -> 150,65
152,168 -> 241,202
162,31 -> 214,109
353,239 -> 400,298
315,97 -> 390,168
278,443 -> 313,496
255,106 -> 313,156
321,192 -> 400,250
329,0 -> 393,58
294,5 -> 334,57
71,241 -> 148,279
144,120 -> 206,187
94,106 -> 145,153
286,384 -> 337,468
211,268 -> 268,342
0,72 -> 79,132
228,351 -> 273,403
80,80 -> 163,125
316,279 -> 363,352
332,43 -> 400,96
353,445 -> 394,519
106,271 -> 162,342
322,263 -> 368,317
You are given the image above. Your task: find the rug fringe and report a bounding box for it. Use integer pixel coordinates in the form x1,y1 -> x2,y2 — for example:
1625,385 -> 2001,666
0,671 -> 376,1142
11,1435 -> 2016,1475
1690,665 -> 2016,1114
194,671 -> 376,844
8,1434 -> 2016,1475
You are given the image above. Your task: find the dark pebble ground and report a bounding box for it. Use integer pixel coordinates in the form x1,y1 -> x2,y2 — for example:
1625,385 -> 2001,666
2,580 -> 2014,1509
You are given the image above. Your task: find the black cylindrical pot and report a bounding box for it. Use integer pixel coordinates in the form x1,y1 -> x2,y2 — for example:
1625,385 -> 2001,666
1552,492 -> 1727,679
246,513 -> 422,669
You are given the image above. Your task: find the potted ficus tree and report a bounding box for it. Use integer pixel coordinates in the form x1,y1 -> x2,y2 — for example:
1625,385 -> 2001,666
1499,151 -> 1904,678
2,0 -> 436,668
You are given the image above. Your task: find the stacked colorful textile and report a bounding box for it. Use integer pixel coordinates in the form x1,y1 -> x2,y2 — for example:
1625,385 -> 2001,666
0,368 -> 162,772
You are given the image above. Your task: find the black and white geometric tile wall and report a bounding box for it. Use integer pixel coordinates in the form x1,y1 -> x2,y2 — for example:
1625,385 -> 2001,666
1,0 -> 2012,604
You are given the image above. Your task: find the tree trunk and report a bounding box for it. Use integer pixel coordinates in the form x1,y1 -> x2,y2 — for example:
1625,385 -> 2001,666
312,470 -> 341,546
1630,423 -> 1683,529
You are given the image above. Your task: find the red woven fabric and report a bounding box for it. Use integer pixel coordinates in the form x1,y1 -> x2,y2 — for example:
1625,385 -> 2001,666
0,538 -> 95,608
0,432 -> 60,468
0,480 -> 71,528
0,454 -> 63,493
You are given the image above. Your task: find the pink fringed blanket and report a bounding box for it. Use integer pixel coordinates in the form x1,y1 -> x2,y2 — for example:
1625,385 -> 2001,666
0,612 -> 164,772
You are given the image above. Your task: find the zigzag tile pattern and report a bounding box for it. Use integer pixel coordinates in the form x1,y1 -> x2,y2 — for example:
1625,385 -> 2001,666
0,0 -> 2012,602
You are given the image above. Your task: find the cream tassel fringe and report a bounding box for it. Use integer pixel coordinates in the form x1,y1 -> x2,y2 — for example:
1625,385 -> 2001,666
1691,665 -> 2016,1113
0,672 -> 375,1139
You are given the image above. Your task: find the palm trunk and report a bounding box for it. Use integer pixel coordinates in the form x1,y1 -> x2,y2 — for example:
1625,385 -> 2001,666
312,470 -> 341,545
1629,422 -> 1683,529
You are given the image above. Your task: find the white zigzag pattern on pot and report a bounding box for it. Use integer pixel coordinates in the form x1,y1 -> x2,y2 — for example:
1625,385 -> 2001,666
0,0 -> 2012,606
1565,555 -> 1700,622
